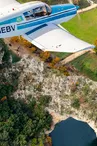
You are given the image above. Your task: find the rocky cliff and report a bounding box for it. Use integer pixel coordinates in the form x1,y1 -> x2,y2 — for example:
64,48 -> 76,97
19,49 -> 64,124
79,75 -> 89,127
1,54 -> 97,133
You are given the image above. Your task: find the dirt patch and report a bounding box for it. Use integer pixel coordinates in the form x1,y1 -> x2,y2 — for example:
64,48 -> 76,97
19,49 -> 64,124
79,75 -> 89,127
4,38 -> 32,57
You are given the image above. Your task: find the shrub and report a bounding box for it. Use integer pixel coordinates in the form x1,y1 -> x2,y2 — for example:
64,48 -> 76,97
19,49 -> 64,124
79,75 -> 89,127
23,40 -> 32,48
40,51 -> 51,61
58,66 -> 69,76
39,95 -> 52,107
71,98 -> 80,109
10,36 -> 20,43
51,57 -> 60,65
31,47 -> 37,53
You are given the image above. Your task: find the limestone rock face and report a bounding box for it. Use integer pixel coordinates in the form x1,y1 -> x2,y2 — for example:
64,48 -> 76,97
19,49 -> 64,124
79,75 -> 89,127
0,51 -> 4,64
2,55 -> 96,101
1,55 -> 97,131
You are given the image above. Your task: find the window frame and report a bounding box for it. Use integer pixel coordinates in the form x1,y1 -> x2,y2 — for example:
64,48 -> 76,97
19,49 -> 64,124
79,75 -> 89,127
23,10 -> 34,20
23,4 -> 51,21
33,6 -> 47,18
45,4 -> 52,15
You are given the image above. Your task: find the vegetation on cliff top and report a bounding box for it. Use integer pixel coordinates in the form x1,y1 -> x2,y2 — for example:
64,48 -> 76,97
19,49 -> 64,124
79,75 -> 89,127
17,0 -> 90,8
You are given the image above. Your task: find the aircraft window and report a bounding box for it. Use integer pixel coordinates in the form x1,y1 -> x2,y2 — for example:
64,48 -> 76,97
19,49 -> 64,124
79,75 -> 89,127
45,5 -> 52,15
33,6 -> 47,17
23,11 -> 34,20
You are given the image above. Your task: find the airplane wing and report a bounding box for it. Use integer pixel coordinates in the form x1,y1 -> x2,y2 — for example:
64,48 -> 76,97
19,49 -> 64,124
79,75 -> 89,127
23,23 -> 95,53
0,0 -> 20,9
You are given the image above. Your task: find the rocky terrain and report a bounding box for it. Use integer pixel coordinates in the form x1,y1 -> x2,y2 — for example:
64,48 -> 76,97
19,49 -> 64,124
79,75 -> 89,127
1,54 -> 97,134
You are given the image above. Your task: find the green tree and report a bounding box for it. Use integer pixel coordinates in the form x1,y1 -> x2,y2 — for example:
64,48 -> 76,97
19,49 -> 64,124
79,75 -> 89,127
0,71 -> 20,99
0,39 -> 11,64
71,98 -> 80,109
76,0 -> 90,8
0,39 -> 20,69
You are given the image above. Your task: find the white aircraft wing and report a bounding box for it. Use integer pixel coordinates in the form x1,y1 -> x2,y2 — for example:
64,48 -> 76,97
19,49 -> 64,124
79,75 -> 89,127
23,24 -> 95,53
0,0 -> 20,8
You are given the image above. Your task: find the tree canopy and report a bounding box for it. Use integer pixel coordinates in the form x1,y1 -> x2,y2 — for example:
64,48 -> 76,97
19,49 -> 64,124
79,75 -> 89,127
0,96 -> 52,146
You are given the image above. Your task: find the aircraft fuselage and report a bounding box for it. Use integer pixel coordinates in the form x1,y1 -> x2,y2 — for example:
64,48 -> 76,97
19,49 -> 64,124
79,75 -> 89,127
0,1 -> 78,38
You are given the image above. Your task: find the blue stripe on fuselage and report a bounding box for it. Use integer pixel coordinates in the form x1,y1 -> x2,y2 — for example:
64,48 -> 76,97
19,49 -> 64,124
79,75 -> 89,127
17,9 -> 76,30
26,24 -> 47,35
0,16 -> 23,25
17,7 -> 76,26
51,4 -> 75,14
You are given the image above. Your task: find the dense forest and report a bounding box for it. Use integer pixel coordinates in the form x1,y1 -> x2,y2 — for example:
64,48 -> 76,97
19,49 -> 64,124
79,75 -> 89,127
0,95 -> 52,146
